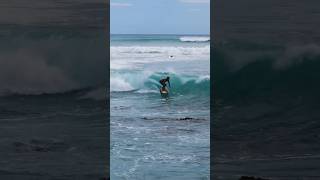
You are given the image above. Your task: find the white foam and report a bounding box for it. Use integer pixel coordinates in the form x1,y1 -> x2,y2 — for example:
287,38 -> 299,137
135,89 -> 158,94
196,75 -> 211,83
112,45 -> 208,57
110,76 -> 135,92
179,36 -> 210,42
111,45 -> 210,70
111,45 -> 209,57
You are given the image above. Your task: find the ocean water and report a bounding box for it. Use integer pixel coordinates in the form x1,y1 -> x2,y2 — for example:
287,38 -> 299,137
213,0 -> 320,179
0,26 -> 108,179
110,34 -> 210,179
213,40 -> 320,179
0,1 -> 108,179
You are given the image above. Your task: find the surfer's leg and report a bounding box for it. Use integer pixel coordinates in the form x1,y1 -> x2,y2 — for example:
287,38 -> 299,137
162,84 -> 167,91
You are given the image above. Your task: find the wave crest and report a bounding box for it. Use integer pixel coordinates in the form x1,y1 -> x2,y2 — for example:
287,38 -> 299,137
0,32 -> 107,96
111,46 -> 209,58
179,36 -> 210,42
214,43 -> 320,102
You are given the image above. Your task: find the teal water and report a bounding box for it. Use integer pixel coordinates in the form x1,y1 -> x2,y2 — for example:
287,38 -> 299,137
111,34 -> 210,179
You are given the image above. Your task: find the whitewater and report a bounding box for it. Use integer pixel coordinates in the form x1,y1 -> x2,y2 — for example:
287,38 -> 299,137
110,34 -> 210,179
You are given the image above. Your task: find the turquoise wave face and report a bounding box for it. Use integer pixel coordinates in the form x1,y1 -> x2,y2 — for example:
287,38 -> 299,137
146,72 -> 210,96
111,71 -> 210,96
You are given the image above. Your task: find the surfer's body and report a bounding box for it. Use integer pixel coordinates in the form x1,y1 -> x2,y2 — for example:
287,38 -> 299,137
159,77 -> 170,95
159,77 -> 170,88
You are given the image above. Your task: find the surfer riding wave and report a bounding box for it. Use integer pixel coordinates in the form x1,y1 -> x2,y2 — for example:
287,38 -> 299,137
159,76 -> 170,93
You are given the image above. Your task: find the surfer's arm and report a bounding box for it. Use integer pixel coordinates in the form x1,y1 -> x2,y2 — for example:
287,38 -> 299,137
168,80 -> 171,87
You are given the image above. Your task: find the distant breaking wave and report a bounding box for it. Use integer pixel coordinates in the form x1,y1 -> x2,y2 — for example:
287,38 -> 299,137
0,31 -> 107,97
179,36 -> 210,42
111,45 -> 210,63
111,45 -> 210,70
111,46 -> 209,56
1,86 -> 106,101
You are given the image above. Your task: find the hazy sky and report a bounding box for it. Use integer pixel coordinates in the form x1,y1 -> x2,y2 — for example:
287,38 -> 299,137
111,0 -> 210,34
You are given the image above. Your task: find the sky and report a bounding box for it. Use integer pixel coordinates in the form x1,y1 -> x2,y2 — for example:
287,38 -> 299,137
111,0 -> 210,35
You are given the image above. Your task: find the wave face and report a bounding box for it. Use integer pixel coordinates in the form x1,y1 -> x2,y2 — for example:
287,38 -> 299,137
111,71 -> 209,96
0,28 -> 107,96
214,42 -> 320,103
179,36 -> 210,42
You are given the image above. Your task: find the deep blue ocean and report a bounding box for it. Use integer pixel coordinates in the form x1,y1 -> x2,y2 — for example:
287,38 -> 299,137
110,34 -> 210,179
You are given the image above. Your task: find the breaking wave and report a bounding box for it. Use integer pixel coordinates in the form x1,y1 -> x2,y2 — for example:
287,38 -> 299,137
111,46 -> 210,59
0,30 -> 107,96
214,43 -> 320,102
111,71 -> 209,96
179,36 -> 210,42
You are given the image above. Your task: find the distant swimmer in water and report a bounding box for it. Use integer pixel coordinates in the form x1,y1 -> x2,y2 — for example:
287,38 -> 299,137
159,76 -> 171,92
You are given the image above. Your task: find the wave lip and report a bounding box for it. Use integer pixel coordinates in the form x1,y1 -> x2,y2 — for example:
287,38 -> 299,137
110,76 -> 135,92
179,36 -> 210,42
